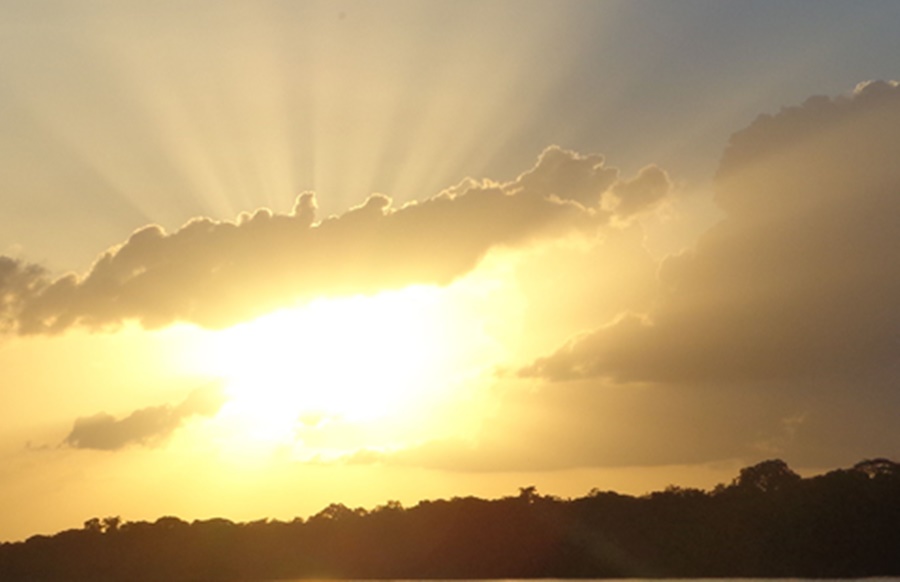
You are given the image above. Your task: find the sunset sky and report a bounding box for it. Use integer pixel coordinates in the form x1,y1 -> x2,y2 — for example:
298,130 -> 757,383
3,0 -> 900,542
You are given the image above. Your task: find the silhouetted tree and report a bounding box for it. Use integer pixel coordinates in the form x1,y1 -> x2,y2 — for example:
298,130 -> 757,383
731,458 -> 801,493
3,458 -> 900,581
853,457 -> 900,479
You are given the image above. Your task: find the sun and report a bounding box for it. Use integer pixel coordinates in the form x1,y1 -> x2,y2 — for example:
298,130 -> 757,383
191,283 -> 503,459
215,287 -> 445,422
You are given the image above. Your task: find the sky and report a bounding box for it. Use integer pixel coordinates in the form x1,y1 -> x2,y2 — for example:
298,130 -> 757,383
2,0 -> 900,542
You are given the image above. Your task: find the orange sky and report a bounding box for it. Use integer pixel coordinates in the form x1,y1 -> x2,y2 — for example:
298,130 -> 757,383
2,0 -> 900,542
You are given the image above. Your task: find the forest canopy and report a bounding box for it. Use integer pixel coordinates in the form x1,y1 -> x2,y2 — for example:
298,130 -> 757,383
2,458 -> 900,580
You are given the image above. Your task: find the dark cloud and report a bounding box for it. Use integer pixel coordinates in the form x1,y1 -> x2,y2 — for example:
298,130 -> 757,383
63,385 -> 225,451
430,80 -> 900,472
0,147 -> 668,335
525,80 -> 900,385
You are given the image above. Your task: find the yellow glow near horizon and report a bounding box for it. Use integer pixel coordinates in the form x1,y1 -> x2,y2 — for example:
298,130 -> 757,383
190,279 -> 515,461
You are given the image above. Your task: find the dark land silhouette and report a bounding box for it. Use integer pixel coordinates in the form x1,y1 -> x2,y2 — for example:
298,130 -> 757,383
2,458 -> 900,581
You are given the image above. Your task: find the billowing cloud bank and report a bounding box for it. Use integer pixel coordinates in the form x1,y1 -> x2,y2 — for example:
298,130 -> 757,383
0,147 -> 668,335
12,80 -> 900,473
362,81 -> 900,473
507,80 -> 900,469
525,81 -> 900,386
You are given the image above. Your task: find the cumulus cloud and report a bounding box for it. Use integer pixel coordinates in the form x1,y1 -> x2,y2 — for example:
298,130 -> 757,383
63,384 -> 225,450
364,81 -> 900,473
0,147 -> 668,335
0,257 -> 48,334
525,81 -> 900,385
509,223 -> 660,357
604,165 -> 672,220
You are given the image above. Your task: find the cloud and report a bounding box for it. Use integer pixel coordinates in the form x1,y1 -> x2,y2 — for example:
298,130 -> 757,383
525,80 -> 900,385
348,380 -> 797,471
63,384 -> 225,450
508,223 -> 660,358
379,80 -> 900,473
604,165 -> 672,221
0,256 -> 48,334
0,147 -> 668,335
353,368 -> 900,472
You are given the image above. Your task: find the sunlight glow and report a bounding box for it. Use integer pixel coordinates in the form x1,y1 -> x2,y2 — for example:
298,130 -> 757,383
192,280 -> 512,460
216,288 -> 444,420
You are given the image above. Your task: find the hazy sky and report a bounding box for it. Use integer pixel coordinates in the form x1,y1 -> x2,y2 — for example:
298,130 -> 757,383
2,0 -> 900,542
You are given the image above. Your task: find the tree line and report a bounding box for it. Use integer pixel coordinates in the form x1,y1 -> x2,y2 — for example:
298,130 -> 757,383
2,458 -> 900,580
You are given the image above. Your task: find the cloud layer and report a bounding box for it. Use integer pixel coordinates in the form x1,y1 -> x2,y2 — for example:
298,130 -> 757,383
366,80 -> 900,472
525,81 -> 900,386
1,147 -> 669,335
63,385 -> 225,450
15,80 -> 900,474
